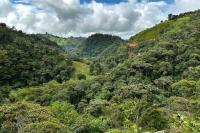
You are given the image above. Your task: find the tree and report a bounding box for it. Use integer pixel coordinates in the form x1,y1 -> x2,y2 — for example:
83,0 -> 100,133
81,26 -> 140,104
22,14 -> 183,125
183,66 -> 200,80
85,99 -> 109,117
50,101 -> 79,128
140,107 -> 169,130
154,76 -> 173,89
171,80 -> 199,97
0,102 -> 65,133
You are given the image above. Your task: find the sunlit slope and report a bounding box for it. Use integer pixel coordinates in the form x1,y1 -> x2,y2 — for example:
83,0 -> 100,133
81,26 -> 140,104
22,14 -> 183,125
129,16 -> 191,44
72,61 -> 90,79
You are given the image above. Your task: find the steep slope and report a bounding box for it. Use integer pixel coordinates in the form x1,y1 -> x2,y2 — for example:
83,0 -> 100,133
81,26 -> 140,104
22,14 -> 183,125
39,34 -> 86,53
90,43 -> 129,74
40,33 -> 125,58
80,33 -> 125,57
104,10 -> 200,131
129,10 -> 200,44
126,10 -> 200,80
0,23 -> 74,98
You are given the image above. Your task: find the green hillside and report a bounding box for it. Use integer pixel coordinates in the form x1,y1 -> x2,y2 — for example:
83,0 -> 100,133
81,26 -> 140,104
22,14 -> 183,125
130,16 -> 191,43
40,33 -> 86,53
41,33 -> 125,58
1,10 -> 200,133
80,33 -> 125,57
0,24 -> 74,101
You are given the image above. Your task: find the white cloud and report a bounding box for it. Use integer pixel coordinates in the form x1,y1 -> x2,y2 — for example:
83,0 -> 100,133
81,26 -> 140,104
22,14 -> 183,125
0,0 -> 14,17
169,0 -> 200,14
0,0 -> 200,39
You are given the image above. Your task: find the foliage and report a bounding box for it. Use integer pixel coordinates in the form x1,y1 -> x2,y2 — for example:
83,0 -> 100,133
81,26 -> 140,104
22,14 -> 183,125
0,25 -> 74,101
41,33 -> 86,53
0,102 -> 65,133
72,61 -> 90,80
81,33 -> 124,57
1,10 -> 200,133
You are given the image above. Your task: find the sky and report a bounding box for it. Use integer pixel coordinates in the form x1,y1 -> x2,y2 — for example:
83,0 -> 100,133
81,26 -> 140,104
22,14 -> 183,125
0,0 -> 200,39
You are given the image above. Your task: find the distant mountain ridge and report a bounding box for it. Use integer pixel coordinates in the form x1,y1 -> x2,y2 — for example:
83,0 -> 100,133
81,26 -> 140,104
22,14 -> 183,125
41,33 -> 125,57
80,33 -> 125,57
38,33 -> 86,53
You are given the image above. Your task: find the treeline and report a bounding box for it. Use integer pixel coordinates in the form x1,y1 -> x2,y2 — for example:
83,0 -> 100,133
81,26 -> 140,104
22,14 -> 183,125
168,9 -> 200,20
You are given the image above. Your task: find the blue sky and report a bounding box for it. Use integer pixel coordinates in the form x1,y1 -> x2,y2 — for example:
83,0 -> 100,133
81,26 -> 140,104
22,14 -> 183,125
10,0 -> 31,5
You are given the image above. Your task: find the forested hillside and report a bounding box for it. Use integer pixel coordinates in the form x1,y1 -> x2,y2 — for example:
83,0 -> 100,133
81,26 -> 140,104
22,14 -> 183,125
0,24 -> 74,102
80,33 -> 125,57
40,34 -> 86,54
41,33 -> 124,58
0,10 -> 200,133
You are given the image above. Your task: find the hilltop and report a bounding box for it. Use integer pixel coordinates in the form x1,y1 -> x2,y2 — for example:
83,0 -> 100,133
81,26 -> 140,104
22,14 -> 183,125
41,33 -> 125,58
80,33 -> 125,57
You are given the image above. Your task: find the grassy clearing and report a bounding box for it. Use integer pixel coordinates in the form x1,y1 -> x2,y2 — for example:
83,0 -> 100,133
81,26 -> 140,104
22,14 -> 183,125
72,61 -> 90,79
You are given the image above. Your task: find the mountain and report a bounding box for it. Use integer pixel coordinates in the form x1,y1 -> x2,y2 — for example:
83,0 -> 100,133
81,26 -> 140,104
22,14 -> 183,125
38,33 -> 125,57
1,10 -> 200,133
80,33 -> 125,57
102,9 -> 200,131
0,23 -> 74,100
42,33 -> 125,58
40,33 -> 86,54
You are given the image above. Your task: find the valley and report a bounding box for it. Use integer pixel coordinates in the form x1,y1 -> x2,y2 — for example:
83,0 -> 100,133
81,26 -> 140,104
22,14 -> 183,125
0,10 -> 200,133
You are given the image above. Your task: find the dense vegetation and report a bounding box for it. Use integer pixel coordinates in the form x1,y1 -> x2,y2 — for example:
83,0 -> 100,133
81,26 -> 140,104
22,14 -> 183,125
80,33 -> 125,57
41,33 -> 86,55
1,10 -> 200,133
42,33 -> 124,59
0,24 -> 74,102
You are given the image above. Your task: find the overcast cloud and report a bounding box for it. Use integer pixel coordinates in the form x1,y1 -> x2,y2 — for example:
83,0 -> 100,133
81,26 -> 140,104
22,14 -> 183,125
0,0 -> 200,38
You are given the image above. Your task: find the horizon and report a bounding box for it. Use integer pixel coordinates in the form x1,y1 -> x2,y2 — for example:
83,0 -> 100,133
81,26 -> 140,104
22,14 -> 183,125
1,0 -> 200,39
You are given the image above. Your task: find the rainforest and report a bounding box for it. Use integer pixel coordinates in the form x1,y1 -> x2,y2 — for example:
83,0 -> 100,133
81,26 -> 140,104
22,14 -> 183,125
0,0 -> 200,133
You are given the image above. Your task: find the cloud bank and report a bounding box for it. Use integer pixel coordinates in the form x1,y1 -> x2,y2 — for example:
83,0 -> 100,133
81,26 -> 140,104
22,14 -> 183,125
0,0 -> 200,38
